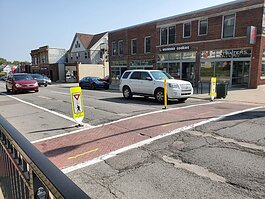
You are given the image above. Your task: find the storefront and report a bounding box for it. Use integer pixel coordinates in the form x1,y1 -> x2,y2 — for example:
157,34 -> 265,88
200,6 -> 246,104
200,48 -> 252,86
157,48 -> 196,84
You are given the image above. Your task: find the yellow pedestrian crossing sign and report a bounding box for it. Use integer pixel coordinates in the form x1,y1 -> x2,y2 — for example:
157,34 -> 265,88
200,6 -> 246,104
70,87 -> 84,124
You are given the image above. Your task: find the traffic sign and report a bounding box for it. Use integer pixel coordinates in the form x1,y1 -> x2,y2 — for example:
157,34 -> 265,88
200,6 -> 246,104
210,77 -> 217,101
70,87 -> 84,124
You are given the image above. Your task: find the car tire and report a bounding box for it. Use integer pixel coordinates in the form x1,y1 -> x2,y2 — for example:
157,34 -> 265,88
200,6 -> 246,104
123,86 -> 132,99
6,85 -> 10,93
178,98 -> 187,103
35,90 -> 39,92
105,85 -> 109,90
44,84 -> 47,87
155,88 -> 164,103
12,87 -> 17,94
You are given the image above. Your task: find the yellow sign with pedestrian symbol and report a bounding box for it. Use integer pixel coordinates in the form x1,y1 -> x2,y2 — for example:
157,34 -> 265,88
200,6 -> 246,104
70,87 -> 84,124
210,77 -> 217,101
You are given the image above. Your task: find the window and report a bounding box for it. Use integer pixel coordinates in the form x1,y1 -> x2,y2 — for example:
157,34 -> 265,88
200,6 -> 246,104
85,52 -> 88,59
141,72 -> 152,80
160,26 -> 175,45
262,49 -> 265,77
130,71 -> 141,79
131,39 -> 137,54
183,22 -> 191,38
75,41 -> 80,48
199,19 -> 208,36
222,14 -> 235,38
112,42 -> 117,56
169,26 -> 176,44
121,71 -> 131,79
144,37 -> 151,53
76,52 -> 79,59
118,40 -> 124,55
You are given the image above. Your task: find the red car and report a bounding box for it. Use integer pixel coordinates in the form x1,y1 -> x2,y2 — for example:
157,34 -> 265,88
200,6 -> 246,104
6,73 -> 39,94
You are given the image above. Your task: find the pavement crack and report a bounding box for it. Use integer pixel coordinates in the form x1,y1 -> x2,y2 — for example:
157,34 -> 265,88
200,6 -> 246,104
162,155 -> 227,183
139,133 -> 152,138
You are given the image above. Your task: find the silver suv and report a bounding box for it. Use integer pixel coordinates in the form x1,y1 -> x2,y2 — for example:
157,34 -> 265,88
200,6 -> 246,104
119,70 -> 193,103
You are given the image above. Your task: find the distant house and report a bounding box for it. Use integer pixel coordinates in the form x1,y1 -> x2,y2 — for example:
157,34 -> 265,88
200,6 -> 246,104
30,45 -> 66,82
66,32 -> 109,82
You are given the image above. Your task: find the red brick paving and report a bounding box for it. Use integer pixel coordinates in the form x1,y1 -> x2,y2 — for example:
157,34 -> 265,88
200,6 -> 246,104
34,102 -> 256,169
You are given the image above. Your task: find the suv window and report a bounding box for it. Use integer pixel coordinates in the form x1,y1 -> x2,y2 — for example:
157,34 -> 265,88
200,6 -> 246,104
121,71 -> 131,79
141,72 -> 152,80
130,72 -> 141,80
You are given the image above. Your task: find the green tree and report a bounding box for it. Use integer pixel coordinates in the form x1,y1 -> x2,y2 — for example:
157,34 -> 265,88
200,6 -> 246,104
12,61 -> 21,65
0,58 -> 7,65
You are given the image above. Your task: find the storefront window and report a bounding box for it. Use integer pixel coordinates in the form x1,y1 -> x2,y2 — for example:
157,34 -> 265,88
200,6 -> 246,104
169,63 -> 180,79
200,62 -> 213,81
158,54 -> 169,61
168,53 -> 181,60
182,52 -> 196,59
215,61 -> 231,82
201,51 -> 215,59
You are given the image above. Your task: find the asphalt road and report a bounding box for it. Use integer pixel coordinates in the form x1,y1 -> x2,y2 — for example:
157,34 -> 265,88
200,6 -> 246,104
0,81 -> 207,142
1,81 -> 265,199
67,108 -> 265,199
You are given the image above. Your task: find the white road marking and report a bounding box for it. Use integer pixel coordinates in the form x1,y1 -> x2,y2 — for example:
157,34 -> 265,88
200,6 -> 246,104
32,101 -> 219,143
1,93 -> 92,128
62,106 -> 264,174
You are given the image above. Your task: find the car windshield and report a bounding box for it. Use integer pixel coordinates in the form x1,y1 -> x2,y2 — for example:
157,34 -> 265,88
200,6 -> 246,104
150,71 -> 173,80
32,74 -> 43,79
14,75 -> 33,81
91,77 -> 101,81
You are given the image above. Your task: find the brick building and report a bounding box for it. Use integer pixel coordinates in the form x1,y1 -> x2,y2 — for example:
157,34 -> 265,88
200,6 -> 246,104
109,0 -> 265,88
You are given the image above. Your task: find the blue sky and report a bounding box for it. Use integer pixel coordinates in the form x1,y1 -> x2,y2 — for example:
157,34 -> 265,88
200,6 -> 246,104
0,0 -> 232,62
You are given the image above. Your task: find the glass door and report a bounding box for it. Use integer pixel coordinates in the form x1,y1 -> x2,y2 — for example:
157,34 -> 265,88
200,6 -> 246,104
232,61 -> 250,85
182,62 -> 195,83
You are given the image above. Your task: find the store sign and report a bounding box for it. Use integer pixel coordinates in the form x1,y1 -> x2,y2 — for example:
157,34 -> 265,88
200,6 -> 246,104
247,26 -> 257,45
221,49 -> 251,58
160,45 -> 190,52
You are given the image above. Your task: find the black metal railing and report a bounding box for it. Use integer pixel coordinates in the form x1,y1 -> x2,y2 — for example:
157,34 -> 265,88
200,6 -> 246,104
0,115 -> 90,199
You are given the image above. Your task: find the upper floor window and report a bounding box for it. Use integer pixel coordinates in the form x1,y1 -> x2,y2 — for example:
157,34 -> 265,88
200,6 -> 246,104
198,19 -> 208,36
144,36 -> 151,53
112,42 -> 117,56
222,14 -> 235,38
131,39 -> 137,55
118,40 -> 124,55
183,22 -> 191,38
160,26 -> 176,45
85,52 -> 88,59
75,41 -> 80,48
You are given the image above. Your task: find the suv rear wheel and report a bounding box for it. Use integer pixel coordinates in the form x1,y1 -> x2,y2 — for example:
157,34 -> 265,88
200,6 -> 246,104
6,85 -> 10,93
123,86 -> 132,99
155,88 -> 164,103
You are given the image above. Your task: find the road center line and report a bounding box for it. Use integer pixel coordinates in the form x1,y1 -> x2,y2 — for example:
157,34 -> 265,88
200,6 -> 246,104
62,106 -> 264,174
1,93 -> 92,128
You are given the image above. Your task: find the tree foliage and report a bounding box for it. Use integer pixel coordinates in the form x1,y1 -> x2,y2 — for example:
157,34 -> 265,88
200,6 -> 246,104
0,58 -> 7,65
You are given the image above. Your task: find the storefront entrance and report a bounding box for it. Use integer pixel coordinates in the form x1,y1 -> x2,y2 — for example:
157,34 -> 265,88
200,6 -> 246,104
182,62 -> 195,83
232,61 -> 250,86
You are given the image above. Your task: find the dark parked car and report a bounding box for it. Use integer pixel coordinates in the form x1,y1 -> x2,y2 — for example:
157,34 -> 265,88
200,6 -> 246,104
0,76 -> 7,81
31,74 -> 48,87
6,73 -> 39,94
79,76 -> 109,90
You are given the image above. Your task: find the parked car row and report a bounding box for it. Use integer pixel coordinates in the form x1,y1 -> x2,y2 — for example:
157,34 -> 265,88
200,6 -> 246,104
78,70 -> 193,104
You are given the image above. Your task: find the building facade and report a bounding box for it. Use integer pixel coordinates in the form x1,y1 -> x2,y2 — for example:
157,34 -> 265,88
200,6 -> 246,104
66,32 -> 109,82
30,46 -> 66,82
109,0 -> 265,88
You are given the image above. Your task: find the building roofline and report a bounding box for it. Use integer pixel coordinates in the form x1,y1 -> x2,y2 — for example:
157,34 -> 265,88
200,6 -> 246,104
109,0 -> 252,33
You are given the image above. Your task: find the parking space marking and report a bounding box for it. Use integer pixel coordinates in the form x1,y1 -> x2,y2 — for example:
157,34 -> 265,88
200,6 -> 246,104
62,106 -> 264,174
68,148 -> 99,160
1,93 -> 92,128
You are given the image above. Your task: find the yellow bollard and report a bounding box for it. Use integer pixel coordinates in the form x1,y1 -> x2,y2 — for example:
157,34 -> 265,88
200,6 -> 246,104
164,78 -> 167,109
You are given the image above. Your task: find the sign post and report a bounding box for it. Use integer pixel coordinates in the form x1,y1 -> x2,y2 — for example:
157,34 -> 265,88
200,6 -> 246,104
164,78 -> 167,109
210,77 -> 217,101
70,87 -> 84,125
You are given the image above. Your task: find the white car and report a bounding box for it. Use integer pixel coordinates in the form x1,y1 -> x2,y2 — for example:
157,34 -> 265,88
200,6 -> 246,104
119,70 -> 193,103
